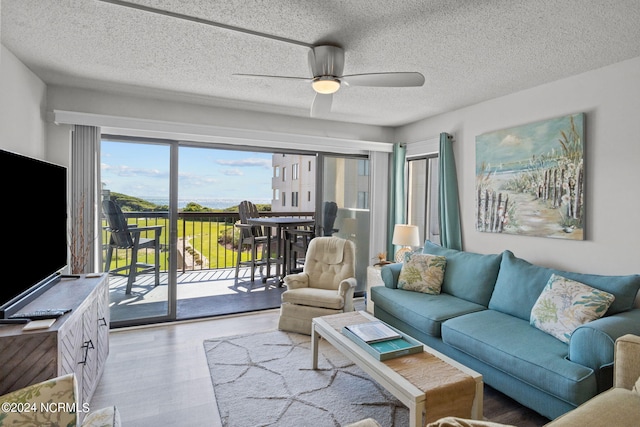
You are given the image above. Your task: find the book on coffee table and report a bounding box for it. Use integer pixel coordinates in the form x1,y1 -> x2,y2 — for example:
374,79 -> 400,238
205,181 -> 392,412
342,320 -> 424,361
343,321 -> 402,343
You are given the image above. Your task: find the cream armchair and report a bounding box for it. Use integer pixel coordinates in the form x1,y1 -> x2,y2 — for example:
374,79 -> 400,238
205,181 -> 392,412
0,373 -> 120,426
278,236 -> 357,335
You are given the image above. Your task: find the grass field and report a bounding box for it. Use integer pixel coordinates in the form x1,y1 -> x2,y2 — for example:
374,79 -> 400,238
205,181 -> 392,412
103,218 -> 247,272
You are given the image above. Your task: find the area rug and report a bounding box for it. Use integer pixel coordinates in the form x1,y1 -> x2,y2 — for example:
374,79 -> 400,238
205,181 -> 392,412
204,330 -> 409,427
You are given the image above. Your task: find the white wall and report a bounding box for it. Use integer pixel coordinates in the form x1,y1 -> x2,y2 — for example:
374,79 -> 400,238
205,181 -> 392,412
46,85 -> 395,150
0,45 -> 47,159
397,56 -> 640,276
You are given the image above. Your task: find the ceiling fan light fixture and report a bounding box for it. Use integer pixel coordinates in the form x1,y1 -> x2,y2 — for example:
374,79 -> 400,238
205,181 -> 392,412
312,77 -> 341,94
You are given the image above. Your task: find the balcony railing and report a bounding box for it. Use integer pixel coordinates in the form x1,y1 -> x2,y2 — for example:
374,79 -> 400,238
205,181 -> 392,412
102,211 -> 314,274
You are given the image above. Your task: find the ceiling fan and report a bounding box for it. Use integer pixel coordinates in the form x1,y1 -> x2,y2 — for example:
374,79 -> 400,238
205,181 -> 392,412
235,45 -> 425,117
95,1 -> 425,117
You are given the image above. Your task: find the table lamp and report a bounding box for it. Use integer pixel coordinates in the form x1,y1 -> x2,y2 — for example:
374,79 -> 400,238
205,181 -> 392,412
392,224 -> 420,263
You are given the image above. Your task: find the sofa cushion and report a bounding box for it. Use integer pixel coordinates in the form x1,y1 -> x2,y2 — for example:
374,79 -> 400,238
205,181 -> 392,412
398,253 -> 446,294
422,241 -> 503,306
442,310 -> 596,405
531,274 -> 615,344
370,286 -> 486,337
489,250 -> 640,321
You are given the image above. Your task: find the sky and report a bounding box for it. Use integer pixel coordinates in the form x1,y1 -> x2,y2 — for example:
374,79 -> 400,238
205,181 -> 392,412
475,113 -> 584,173
101,140 -> 273,206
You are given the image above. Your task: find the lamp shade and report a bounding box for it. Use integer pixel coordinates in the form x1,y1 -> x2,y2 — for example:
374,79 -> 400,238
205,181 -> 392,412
392,224 -> 420,247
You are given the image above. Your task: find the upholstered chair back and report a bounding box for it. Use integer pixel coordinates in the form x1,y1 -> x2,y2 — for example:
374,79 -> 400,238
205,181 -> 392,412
303,236 -> 355,290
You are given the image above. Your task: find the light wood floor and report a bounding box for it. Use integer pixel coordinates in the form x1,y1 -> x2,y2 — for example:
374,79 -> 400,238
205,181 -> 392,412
90,309 -> 279,426
91,306 -> 550,426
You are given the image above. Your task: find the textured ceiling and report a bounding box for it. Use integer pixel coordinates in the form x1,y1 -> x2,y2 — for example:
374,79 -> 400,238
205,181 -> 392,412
2,0 -> 640,127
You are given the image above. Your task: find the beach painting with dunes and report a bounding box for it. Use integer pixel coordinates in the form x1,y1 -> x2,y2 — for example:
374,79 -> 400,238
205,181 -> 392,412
475,113 -> 585,240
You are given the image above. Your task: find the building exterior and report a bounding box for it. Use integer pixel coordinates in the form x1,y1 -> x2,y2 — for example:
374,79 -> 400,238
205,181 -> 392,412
271,154 -> 316,212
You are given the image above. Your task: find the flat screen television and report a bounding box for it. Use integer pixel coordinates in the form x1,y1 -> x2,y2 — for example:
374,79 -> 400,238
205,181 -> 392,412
0,149 -> 68,318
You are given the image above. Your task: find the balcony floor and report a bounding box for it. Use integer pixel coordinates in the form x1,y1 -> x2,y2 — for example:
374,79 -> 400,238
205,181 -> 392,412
108,266 -> 286,325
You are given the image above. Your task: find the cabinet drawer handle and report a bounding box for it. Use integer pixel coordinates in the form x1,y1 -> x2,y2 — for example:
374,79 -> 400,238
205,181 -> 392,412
79,339 -> 95,365
98,317 -> 107,327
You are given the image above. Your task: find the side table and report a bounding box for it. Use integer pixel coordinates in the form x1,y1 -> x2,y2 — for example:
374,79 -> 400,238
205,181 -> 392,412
366,265 -> 384,314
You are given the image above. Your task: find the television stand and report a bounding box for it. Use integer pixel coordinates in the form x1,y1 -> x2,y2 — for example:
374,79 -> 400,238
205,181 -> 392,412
0,274 -> 109,421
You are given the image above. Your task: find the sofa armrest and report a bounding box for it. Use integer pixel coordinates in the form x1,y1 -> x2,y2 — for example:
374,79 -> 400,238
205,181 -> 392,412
381,263 -> 403,289
569,309 -> 640,390
614,334 -> 640,390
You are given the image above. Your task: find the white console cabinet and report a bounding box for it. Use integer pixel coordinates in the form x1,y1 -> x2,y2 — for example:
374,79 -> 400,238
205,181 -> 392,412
0,274 -> 109,410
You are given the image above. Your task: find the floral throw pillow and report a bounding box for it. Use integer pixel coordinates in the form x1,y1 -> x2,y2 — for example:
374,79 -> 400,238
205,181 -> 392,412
397,253 -> 446,294
530,274 -> 615,343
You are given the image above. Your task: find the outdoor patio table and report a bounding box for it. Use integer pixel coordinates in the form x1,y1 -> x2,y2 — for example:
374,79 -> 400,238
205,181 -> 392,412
247,216 -> 315,282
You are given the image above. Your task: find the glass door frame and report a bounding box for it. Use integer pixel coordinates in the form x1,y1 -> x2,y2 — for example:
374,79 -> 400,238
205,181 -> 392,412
101,136 -> 179,328
316,152 -> 371,295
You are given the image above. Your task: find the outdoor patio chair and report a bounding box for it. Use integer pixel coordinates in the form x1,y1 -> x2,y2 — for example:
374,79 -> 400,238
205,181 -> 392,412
235,200 -> 271,283
284,224 -> 315,274
321,201 -> 339,236
102,199 -> 162,294
278,236 -> 357,335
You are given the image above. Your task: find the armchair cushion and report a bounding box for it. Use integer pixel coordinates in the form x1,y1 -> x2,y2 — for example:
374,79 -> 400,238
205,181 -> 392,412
303,237 -> 356,291
281,287 -> 345,310
311,236 -> 346,264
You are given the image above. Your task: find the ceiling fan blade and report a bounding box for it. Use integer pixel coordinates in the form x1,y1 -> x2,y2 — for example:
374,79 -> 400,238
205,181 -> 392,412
233,73 -> 312,82
310,93 -> 333,117
341,72 -> 425,87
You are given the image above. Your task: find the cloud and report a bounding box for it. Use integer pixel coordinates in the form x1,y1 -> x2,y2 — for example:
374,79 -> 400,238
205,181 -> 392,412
223,169 -> 244,176
500,134 -> 522,147
101,163 -> 168,178
215,158 -> 271,168
179,171 -> 219,186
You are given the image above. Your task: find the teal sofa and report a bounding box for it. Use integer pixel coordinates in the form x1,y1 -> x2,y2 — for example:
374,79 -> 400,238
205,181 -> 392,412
370,242 -> 640,420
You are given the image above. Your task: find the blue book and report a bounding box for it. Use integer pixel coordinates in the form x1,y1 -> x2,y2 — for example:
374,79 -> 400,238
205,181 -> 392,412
369,338 -> 414,353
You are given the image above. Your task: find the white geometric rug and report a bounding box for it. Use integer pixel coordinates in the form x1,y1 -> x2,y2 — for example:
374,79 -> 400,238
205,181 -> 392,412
204,330 -> 409,427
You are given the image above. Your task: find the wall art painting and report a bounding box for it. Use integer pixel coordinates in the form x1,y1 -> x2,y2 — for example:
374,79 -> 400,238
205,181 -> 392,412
475,113 -> 585,240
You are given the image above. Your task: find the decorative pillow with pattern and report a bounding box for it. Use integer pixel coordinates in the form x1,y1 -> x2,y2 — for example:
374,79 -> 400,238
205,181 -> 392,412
530,274 -> 615,343
397,253 -> 446,294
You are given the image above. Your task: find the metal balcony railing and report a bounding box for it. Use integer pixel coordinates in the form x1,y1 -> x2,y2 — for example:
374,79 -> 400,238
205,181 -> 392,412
102,211 -> 314,275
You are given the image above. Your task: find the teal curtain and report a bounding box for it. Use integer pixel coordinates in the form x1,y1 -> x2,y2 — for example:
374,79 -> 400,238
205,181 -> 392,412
387,143 -> 406,257
438,132 -> 462,250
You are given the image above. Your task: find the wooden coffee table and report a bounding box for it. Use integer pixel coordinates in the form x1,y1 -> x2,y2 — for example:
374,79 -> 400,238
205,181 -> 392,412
312,311 -> 483,427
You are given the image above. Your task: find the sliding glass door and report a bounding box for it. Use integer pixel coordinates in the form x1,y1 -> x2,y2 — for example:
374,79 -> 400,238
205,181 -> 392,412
320,155 -> 370,292
100,138 -> 372,325
101,138 -> 176,326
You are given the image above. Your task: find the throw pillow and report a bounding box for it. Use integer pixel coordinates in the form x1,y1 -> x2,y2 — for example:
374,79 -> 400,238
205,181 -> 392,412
634,375 -> 640,395
530,274 -> 615,343
397,253 -> 446,294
